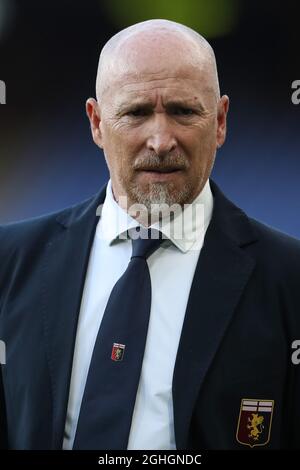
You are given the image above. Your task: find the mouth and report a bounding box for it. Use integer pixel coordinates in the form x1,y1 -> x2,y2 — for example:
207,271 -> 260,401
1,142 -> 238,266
136,168 -> 184,182
139,167 -> 183,173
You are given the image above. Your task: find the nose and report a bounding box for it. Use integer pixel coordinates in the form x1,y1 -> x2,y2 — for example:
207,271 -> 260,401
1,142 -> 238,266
146,114 -> 177,156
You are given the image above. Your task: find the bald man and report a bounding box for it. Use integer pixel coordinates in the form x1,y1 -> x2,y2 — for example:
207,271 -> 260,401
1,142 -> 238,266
0,20 -> 300,450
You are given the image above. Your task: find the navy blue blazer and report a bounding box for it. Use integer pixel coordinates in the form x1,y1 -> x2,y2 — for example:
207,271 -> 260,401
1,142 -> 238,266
0,180 -> 300,449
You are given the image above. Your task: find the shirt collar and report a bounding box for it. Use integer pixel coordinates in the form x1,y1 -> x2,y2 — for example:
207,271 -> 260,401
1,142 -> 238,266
96,179 -> 214,253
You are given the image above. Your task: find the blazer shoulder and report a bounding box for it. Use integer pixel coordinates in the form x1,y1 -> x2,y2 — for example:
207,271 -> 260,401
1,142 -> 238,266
248,217 -> 300,276
249,217 -> 300,253
0,192 -> 100,261
0,191 -> 104,310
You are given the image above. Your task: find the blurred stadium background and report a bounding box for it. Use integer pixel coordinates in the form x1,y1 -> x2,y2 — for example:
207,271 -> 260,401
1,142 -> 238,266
0,0 -> 299,236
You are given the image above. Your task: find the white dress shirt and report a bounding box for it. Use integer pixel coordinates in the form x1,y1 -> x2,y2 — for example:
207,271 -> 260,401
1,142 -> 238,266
63,179 -> 213,450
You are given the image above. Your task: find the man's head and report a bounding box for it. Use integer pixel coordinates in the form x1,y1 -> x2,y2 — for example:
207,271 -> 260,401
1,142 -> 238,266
86,19 -> 229,216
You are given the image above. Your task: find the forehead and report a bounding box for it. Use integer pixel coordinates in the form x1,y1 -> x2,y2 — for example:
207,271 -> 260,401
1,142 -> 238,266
103,66 -> 213,110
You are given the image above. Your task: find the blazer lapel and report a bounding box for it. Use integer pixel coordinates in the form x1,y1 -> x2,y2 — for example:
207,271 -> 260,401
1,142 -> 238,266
172,180 -> 258,449
41,187 -> 106,449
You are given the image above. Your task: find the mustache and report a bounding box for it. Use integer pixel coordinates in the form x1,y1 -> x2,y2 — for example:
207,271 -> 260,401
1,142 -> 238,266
133,153 -> 189,171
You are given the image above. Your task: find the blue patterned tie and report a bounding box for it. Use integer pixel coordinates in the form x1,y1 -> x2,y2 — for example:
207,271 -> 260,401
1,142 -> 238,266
73,227 -> 165,449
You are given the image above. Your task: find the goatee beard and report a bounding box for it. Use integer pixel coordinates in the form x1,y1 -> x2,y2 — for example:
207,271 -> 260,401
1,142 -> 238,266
126,181 -> 194,225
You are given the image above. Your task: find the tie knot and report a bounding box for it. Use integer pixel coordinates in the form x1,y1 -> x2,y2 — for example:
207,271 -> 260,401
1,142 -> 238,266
130,227 -> 165,260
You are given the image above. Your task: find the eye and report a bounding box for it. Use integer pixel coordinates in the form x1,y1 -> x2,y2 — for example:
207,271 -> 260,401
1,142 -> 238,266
127,108 -> 150,117
171,107 -> 195,116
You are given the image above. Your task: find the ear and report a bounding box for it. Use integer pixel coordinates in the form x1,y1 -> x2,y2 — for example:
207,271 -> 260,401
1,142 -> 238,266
216,95 -> 229,148
86,98 -> 103,148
